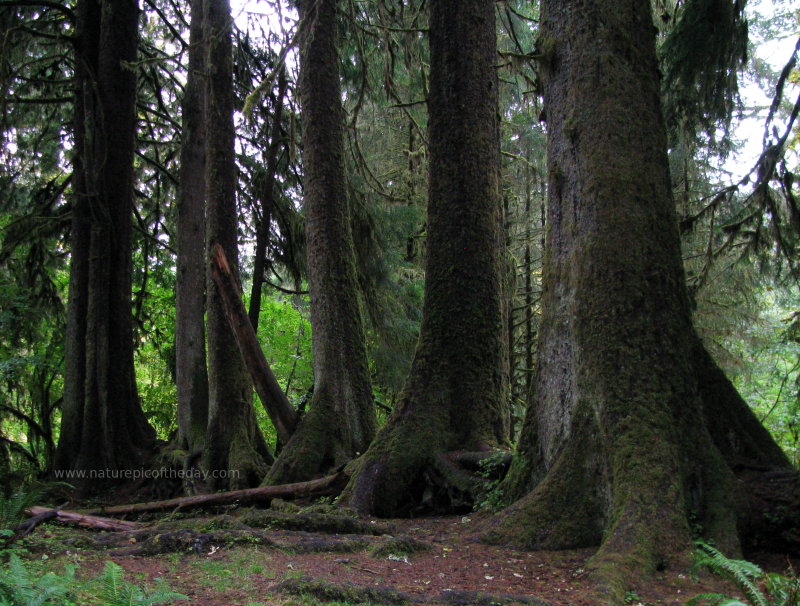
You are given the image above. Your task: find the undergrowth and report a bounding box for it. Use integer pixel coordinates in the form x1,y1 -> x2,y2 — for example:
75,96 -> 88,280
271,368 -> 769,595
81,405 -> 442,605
686,541 -> 799,606
0,555 -> 188,605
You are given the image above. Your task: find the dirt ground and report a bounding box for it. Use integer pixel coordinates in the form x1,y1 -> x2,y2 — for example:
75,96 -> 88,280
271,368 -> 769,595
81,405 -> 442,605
18,511 -> 796,605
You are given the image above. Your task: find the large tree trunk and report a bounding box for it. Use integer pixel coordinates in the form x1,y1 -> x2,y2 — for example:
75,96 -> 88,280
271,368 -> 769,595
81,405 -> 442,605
482,1 -> 791,601
265,0 -> 377,485
55,0 -> 155,482
203,0 -> 271,489
340,0 -> 509,516
175,0 -> 209,470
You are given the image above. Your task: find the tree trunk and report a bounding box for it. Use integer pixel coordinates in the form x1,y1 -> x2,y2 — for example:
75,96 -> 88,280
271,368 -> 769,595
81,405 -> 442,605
248,67 -> 288,331
265,0 -> 377,485
55,0 -> 155,483
175,0 -> 209,470
340,0 -> 509,516
209,243 -> 298,444
203,0 -> 271,489
482,1 -> 791,600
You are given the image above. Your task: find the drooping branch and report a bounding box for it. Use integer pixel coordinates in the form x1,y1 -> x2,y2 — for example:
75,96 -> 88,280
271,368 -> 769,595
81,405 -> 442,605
209,243 -> 299,444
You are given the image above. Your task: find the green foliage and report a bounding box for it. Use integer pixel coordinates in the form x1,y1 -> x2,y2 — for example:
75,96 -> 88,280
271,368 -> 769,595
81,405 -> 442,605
474,452 -> 513,513
0,483 -> 65,530
0,556 -> 187,606
660,0 -> 748,137
91,561 -> 187,606
0,554 -> 76,605
686,542 -> 800,606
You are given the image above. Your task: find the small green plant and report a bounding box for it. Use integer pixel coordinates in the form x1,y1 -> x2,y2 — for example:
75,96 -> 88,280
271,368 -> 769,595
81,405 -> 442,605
625,590 -> 644,604
474,452 -> 511,512
0,483 -> 69,530
0,553 -> 76,605
91,560 -> 188,606
0,555 -> 187,605
685,541 -> 799,606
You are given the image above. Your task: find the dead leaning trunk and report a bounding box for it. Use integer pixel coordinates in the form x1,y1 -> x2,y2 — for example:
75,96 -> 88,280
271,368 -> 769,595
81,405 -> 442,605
481,0 -> 791,601
209,243 -> 298,444
265,0 -> 377,485
340,0 -> 510,516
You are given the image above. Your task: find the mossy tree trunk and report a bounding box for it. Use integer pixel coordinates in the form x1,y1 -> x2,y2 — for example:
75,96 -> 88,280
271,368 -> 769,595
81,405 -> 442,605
483,0 -> 791,600
175,0 -> 209,471
340,0 -> 510,516
264,0 -> 377,485
55,0 -> 155,482
203,0 -> 271,489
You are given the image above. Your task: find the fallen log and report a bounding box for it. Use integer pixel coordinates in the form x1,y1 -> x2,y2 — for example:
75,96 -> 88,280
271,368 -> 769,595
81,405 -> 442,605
24,506 -> 142,532
85,470 -> 348,516
209,243 -> 299,444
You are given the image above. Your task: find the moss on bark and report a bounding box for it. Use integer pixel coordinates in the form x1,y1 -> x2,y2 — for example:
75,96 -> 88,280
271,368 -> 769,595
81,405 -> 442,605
480,0 -> 791,600
340,0 -> 509,517
266,0 -> 376,484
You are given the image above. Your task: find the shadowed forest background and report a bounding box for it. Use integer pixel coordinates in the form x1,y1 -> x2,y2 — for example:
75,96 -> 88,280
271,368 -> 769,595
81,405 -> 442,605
0,0 -> 799,602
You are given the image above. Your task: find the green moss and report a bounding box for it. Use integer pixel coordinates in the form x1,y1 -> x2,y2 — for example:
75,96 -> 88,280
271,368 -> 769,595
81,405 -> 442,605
535,35 -> 557,67
369,536 -> 431,558
275,577 -> 412,605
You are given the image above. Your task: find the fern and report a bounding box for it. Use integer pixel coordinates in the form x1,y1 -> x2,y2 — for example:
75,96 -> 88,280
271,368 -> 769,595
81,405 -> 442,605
692,542 -> 767,606
687,542 -> 800,606
0,554 -> 76,605
0,556 -> 187,606
91,561 -> 188,606
0,482 -> 72,533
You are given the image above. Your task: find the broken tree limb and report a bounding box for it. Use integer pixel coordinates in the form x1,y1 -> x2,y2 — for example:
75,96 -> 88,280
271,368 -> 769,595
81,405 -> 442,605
15,508 -> 59,536
209,242 -> 299,444
85,471 -> 348,516
24,506 -> 142,532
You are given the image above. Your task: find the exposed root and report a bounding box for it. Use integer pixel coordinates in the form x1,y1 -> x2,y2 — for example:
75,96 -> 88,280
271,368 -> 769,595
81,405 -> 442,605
274,576 -> 554,605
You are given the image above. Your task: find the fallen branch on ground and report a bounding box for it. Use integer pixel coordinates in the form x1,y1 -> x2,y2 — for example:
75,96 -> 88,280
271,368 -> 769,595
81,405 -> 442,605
81,470 -> 348,516
24,506 -> 142,532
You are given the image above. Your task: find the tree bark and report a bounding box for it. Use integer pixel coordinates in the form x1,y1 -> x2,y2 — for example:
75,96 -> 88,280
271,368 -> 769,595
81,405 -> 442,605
248,66 -> 288,331
175,0 -> 209,469
340,0 -> 509,516
55,0 -> 155,484
84,471 -> 347,515
24,507 -> 141,532
209,243 -> 298,444
265,0 -> 377,485
482,1 -> 791,600
203,0 -> 271,489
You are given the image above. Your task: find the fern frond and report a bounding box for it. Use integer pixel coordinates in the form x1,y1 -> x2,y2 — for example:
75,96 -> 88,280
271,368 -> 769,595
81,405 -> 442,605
693,542 -> 767,606
0,482 -> 71,530
0,554 -> 75,606
93,561 -> 187,605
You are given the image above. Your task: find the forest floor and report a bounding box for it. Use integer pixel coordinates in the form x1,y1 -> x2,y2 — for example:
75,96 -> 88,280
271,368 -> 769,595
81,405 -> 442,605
14,505 -> 796,606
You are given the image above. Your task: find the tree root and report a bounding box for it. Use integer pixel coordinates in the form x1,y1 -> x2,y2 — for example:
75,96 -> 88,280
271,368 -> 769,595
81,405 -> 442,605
38,509 -> 430,558
274,576 -> 553,605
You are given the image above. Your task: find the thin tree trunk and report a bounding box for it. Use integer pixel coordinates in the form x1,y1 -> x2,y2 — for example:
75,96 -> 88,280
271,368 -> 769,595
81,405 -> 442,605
175,0 -> 209,468
248,67 -> 288,331
341,0 -> 509,516
265,0 -> 377,485
203,0 -> 271,489
210,243 -> 298,444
